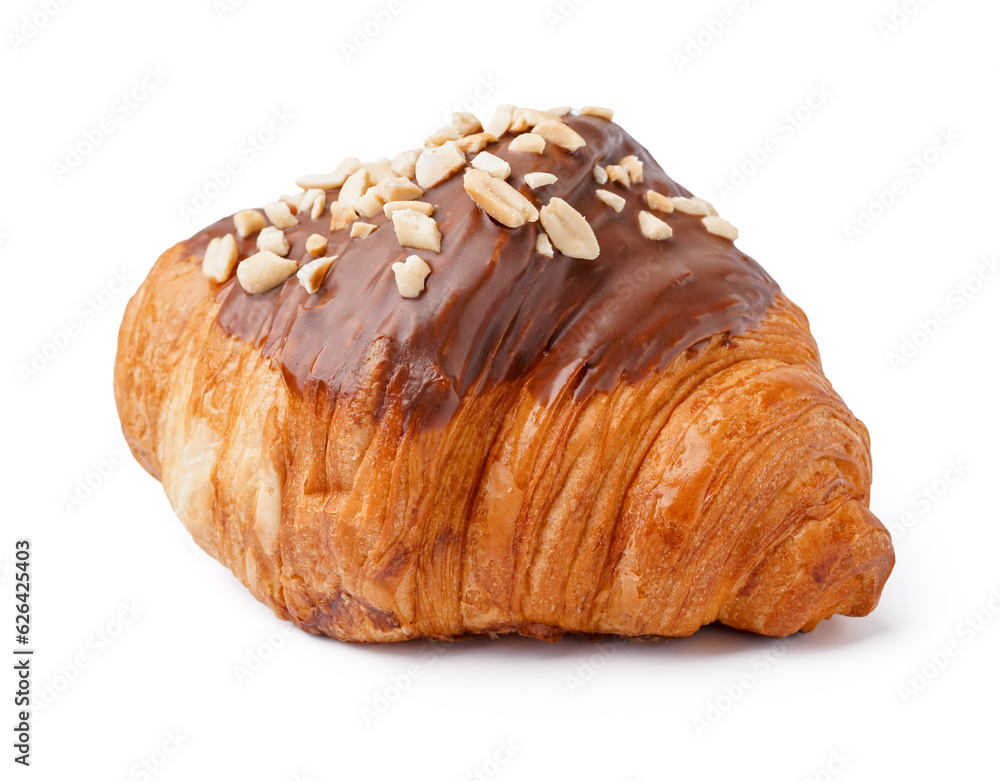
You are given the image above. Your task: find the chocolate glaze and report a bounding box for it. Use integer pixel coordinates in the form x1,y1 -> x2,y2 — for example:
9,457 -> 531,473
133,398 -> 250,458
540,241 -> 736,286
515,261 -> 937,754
187,115 -> 779,429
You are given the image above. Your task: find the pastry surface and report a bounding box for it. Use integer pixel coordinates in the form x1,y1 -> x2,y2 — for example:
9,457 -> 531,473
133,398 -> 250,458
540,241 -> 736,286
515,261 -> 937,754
115,106 -> 893,640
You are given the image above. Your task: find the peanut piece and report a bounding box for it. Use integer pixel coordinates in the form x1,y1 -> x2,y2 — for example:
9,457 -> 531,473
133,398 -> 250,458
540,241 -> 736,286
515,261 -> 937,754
297,255 -> 337,294
415,140 -> 466,190
639,210 -> 673,240
305,234 -> 328,258
391,254 -> 431,298
463,168 -> 539,228
391,208 -> 442,252
202,233 -> 239,283
257,226 -> 290,256
539,198 -> 600,259
508,133 -> 546,154
236,251 -> 297,294
234,209 -> 266,238
264,200 -> 299,229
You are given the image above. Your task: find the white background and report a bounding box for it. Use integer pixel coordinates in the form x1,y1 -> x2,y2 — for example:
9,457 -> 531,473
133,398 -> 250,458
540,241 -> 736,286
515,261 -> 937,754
3,0 -> 998,778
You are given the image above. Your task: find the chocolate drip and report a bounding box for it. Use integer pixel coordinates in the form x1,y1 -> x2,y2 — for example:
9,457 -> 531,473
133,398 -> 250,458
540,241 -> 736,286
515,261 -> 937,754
187,115 -> 779,429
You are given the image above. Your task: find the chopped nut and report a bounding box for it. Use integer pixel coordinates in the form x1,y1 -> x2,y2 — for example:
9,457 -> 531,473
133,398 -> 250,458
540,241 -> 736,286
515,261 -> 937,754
619,155 -> 643,183
279,192 -> 303,212
592,165 -> 608,185
463,168 -> 539,228
581,105 -> 614,121
532,120 -> 586,152
363,158 -> 398,184
377,176 -> 424,202
295,157 -> 361,190
264,200 -> 299,229
355,188 -> 385,218
202,233 -> 239,283
484,104 -> 514,138
257,226 -> 290,256
305,233 -> 328,258
311,193 -> 326,220
234,209 -> 267,238
338,168 -> 373,209
415,140 -> 466,190
391,254 -> 431,299
547,105 -> 572,117
703,215 -> 739,241
536,231 -> 554,258
471,151 -> 512,179
391,208 -> 442,252
329,205 -> 358,231
645,190 -> 674,214
350,222 -> 377,239
670,196 -> 716,216
539,198 -> 600,259
297,254 -> 337,294
383,200 -> 435,218
508,133 -> 545,154
510,107 -> 560,132
457,132 -> 497,154
639,210 -> 673,241
605,164 -> 630,186
697,197 -> 719,216
391,149 -> 421,180
425,126 -> 461,147
595,188 -> 626,212
524,172 -> 557,189
451,111 -> 482,135
298,188 -> 324,215
236,250 -> 298,295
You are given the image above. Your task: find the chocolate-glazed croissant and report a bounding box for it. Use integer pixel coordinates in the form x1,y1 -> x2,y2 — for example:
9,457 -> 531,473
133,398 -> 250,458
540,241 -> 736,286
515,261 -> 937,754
114,106 -> 893,640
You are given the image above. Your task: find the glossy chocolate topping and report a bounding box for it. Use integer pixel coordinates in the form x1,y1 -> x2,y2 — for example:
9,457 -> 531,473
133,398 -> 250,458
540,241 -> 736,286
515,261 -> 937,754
187,115 -> 779,429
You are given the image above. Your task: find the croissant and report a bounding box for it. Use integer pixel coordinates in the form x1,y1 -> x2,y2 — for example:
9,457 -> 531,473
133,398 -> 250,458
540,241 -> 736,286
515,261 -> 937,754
115,105 -> 893,641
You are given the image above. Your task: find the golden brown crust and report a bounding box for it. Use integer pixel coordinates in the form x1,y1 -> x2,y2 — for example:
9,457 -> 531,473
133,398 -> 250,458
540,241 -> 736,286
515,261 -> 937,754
115,239 -> 893,640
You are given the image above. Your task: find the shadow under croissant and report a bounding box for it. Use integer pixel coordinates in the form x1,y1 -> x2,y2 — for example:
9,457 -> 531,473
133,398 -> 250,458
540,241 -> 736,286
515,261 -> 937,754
300,612 -> 894,664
